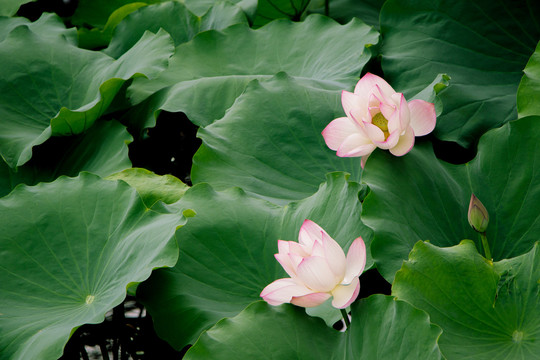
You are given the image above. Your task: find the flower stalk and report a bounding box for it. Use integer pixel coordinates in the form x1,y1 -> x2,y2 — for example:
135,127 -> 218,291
480,232 -> 492,261
340,308 -> 350,329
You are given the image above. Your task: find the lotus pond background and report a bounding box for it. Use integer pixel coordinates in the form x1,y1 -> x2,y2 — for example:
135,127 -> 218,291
0,0 -> 539,359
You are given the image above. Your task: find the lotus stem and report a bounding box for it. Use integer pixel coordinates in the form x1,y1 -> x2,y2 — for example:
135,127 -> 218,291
325,0 -> 329,17
480,232 -> 492,260
340,308 -> 350,329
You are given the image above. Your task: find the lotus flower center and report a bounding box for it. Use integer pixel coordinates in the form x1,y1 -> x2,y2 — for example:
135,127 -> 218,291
372,112 -> 390,139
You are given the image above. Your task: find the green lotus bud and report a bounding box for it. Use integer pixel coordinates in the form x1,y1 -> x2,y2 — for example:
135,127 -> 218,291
468,194 -> 489,233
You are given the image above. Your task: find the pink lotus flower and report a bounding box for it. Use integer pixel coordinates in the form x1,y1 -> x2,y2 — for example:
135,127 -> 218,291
260,220 -> 366,309
322,73 -> 436,167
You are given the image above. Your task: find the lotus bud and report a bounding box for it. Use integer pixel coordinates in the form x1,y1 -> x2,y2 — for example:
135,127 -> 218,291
468,194 -> 489,233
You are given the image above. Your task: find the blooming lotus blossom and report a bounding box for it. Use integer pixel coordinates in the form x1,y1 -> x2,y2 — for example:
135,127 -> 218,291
322,73 -> 436,167
260,220 -> 366,309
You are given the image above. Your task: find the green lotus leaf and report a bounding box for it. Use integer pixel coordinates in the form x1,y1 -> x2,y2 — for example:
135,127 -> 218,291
106,168 -> 189,207
0,173 -> 187,360
184,301 -> 338,359
105,0 -> 247,58
71,0 -> 164,28
77,2 -> 148,49
411,73 -> 450,116
380,0 -> 540,147
198,0 -> 248,30
517,41 -> 540,118
308,0 -> 384,29
393,241 -> 540,360
184,295 -> 442,359
338,295 -> 442,359
0,0 -> 35,16
0,16 -> 27,35
0,13 -> 77,44
194,70 -> 445,203
191,74 -> 362,204
0,119 -> 132,198
183,0 -> 257,18
0,26 -> 173,168
137,172 -> 373,349
136,185 -> 282,350
126,14 -> 378,128
362,116 -> 540,282
252,0 -> 310,28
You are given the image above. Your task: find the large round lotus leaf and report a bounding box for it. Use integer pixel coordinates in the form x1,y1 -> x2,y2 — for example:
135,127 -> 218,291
0,26 -> 173,168
126,14 -> 379,128
184,295 -> 442,359
191,74 -> 362,204
517,41 -> 540,118
393,241 -> 540,360
105,1 -> 247,58
0,173 -> 186,360
0,119 -> 132,198
0,13 -> 77,44
137,172 -> 373,349
380,0 -> 540,147
362,116 -> 540,282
